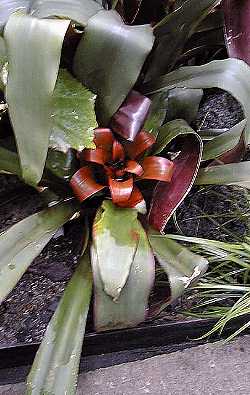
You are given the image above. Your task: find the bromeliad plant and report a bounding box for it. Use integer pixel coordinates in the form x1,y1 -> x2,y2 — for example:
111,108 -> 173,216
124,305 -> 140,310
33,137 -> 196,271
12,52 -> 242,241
1,0 -> 250,393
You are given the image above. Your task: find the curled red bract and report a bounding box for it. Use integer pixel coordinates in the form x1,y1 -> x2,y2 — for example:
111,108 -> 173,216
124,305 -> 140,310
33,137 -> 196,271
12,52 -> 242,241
70,128 -> 174,209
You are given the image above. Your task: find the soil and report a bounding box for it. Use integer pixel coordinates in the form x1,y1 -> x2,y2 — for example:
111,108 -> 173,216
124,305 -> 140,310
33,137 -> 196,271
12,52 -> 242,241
0,89 -> 248,346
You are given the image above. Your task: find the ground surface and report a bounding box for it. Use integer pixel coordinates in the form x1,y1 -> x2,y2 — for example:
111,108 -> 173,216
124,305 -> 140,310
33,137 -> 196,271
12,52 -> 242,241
0,334 -> 249,394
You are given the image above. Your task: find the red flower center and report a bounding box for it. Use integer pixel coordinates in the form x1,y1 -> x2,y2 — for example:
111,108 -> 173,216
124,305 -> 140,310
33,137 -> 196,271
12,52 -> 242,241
70,128 -> 174,210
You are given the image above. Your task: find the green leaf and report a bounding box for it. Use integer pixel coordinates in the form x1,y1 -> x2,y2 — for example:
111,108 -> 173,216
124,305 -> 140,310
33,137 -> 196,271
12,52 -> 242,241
166,88 -> 203,124
0,36 -> 7,90
151,119 -> 201,155
30,0 -> 103,26
0,145 -> 21,177
92,200 -> 141,301
4,13 -> 70,186
50,69 -> 96,152
149,231 -> 208,302
26,250 -> 92,395
196,161 -> 250,188
73,10 -> 154,125
143,91 -> 168,136
145,0 -> 221,80
92,220 -> 155,331
0,0 -> 29,34
202,120 -> 246,161
0,202 -> 76,304
143,58 -> 250,144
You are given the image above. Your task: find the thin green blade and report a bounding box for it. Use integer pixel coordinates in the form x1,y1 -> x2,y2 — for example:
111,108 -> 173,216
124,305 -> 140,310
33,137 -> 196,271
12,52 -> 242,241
0,202 -> 76,303
196,161 -> 250,187
4,13 -> 70,185
26,250 -> 92,395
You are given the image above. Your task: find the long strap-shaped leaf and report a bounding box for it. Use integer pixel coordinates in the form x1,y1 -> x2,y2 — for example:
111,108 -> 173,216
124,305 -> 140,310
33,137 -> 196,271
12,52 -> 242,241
0,202 -> 75,303
143,59 -> 250,144
26,250 -> 92,395
4,13 -> 70,186
196,161 -> 250,189
73,10 -> 154,125
144,0 -> 221,80
0,0 -> 30,34
30,0 -> 103,27
92,200 -> 140,301
223,0 -> 250,65
148,119 -> 203,233
0,146 -> 21,177
91,219 -> 155,331
149,231 -> 208,302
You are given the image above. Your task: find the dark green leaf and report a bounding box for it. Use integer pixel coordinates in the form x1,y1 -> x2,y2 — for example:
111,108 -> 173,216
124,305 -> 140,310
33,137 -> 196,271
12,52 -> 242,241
144,0 -> 221,80
73,10 -> 154,125
92,220 -> 155,331
5,13 -> 70,185
143,59 -> 250,145
149,231 -> 208,302
26,249 -> 92,395
0,202 -> 76,303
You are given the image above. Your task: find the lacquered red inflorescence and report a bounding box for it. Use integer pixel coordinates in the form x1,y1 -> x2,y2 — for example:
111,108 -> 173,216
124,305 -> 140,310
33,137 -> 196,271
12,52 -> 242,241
70,128 -> 174,210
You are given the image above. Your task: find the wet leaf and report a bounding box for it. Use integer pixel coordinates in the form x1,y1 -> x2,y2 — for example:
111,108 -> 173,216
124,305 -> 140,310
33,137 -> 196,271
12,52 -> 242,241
5,13 -> 70,185
92,200 -> 140,301
50,69 -> 96,152
0,203 -> 76,303
149,231 -> 208,302
92,219 -> 154,331
26,249 -> 92,395
73,10 -> 154,125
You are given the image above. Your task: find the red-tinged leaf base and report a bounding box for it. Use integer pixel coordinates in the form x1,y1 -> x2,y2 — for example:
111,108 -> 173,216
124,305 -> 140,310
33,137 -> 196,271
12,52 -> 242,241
148,136 -> 202,233
209,134 -> 246,166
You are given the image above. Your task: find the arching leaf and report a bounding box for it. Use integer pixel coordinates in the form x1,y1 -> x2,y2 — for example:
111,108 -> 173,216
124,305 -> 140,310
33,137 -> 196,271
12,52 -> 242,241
5,13 -> 70,185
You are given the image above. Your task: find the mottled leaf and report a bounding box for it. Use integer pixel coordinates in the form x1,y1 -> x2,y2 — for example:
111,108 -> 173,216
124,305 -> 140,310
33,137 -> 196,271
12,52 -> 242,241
92,200 -> 140,301
50,69 -> 96,152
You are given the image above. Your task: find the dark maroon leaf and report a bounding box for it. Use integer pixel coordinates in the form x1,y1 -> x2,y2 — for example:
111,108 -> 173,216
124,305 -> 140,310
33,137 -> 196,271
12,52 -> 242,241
81,148 -> 110,165
110,90 -> 151,141
223,0 -> 250,65
148,137 -> 202,233
210,133 -> 246,166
